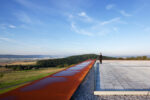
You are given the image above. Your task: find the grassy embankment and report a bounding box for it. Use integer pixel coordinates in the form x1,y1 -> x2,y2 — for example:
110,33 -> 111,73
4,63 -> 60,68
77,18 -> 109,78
0,67 -> 65,94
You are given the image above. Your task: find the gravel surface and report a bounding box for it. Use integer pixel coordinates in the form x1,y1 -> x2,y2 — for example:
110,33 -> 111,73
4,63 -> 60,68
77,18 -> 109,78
72,63 -> 150,100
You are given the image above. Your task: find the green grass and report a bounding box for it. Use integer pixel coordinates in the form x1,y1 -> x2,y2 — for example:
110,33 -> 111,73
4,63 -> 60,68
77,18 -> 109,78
0,83 -> 26,94
0,67 -> 65,94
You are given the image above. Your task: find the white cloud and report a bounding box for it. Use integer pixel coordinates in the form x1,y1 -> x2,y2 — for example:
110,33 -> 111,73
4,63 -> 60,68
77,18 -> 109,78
9,25 -> 16,29
0,37 -> 15,42
68,12 -> 123,36
78,12 -> 86,17
71,22 -> 93,36
71,20 -> 120,37
78,12 -> 92,22
120,10 -> 132,17
106,4 -> 115,10
0,24 -> 17,30
101,17 -> 120,25
14,11 -> 44,26
106,4 -> 132,17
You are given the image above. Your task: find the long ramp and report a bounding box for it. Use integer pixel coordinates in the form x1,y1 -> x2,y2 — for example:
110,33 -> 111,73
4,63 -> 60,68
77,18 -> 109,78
0,60 -> 95,100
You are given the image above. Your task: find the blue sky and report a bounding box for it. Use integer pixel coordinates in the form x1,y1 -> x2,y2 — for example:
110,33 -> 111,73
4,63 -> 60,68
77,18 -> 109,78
0,0 -> 150,56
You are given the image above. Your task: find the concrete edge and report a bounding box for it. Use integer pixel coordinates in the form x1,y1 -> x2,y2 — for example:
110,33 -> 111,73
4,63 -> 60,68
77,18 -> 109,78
94,91 -> 150,95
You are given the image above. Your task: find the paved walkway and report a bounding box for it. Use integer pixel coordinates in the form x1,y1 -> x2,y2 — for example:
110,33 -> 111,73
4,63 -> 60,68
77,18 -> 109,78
95,60 -> 150,91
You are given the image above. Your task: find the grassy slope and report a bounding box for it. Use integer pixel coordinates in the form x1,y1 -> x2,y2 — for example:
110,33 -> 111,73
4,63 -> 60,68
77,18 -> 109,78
0,67 -> 65,94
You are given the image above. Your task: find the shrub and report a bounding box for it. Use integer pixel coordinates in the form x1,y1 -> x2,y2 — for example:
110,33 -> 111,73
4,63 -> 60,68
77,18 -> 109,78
56,65 -> 64,68
0,73 -> 4,78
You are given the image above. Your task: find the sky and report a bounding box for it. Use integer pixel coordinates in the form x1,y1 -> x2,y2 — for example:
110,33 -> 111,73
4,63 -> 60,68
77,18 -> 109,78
0,0 -> 150,56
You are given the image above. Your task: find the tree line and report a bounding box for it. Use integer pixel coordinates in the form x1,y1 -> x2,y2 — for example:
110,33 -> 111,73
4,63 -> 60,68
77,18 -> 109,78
2,54 -> 149,71
3,54 -> 98,70
117,56 -> 150,60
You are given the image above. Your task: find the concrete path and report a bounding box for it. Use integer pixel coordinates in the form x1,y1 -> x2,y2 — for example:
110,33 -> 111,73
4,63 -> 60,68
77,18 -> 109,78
95,60 -> 150,95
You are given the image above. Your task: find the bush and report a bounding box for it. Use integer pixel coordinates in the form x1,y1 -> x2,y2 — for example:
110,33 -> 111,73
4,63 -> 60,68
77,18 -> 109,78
56,64 -> 69,68
5,64 -> 40,71
0,73 -> 4,78
56,65 -> 64,68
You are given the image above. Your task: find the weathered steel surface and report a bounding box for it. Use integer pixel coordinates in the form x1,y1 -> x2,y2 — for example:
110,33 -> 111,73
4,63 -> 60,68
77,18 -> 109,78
0,60 -> 95,100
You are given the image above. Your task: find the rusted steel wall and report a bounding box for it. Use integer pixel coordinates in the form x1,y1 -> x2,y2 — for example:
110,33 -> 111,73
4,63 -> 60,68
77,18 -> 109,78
0,59 -> 96,100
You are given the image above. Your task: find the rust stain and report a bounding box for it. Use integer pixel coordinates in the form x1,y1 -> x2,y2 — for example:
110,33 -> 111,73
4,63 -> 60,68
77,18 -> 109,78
0,59 -> 96,100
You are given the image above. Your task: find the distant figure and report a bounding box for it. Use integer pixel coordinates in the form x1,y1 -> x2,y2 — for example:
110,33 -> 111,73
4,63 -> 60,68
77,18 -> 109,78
99,53 -> 102,64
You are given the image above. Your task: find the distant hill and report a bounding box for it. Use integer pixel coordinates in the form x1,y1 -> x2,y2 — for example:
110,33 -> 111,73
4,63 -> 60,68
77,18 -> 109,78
37,54 -> 117,67
67,54 -> 117,60
3,54 -> 118,70
0,54 -> 117,59
0,55 -> 54,58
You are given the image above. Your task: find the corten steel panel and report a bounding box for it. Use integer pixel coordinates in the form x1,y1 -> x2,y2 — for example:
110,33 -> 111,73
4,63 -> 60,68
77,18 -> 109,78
0,59 -> 96,100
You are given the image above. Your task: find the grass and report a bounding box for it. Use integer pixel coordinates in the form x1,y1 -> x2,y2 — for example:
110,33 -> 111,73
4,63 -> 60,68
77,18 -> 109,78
0,83 -> 27,94
0,67 -> 65,94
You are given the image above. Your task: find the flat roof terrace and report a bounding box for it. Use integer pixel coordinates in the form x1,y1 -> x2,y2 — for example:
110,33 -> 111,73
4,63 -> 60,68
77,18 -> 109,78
94,60 -> 150,95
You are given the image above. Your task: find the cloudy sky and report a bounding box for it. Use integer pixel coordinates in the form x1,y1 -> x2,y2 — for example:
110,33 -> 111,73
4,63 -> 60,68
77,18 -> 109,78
0,0 -> 150,56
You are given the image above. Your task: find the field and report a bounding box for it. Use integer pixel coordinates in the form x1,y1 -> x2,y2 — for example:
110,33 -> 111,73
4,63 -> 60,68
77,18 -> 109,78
0,58 -> 37,66
7,61 -> 36,66
0,67 -> 65,94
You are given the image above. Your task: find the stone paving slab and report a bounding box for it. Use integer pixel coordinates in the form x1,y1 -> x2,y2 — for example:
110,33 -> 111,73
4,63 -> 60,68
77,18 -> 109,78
72,62 -> 150,100
95,60 -> 150,95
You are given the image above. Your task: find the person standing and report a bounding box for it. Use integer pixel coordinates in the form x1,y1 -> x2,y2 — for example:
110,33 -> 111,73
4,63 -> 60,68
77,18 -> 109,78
99,52 -> 102,64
